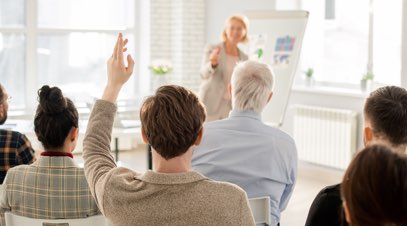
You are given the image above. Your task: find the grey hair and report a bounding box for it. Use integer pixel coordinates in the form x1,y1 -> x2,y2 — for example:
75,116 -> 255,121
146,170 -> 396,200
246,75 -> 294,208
231,60 -> 274,113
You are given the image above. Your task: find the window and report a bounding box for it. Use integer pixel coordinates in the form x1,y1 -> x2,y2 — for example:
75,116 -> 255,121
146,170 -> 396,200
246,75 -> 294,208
300,0 -> 402,86
0,0 -> 137,110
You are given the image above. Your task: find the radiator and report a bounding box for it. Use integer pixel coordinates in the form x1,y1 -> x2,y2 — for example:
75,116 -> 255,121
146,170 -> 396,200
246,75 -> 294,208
293,105 -> 358,170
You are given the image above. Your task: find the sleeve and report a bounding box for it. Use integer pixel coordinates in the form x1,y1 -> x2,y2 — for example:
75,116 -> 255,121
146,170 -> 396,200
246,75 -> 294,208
0,174 -> 11,224
82,99 -> 118,214
200,43 -> 218,80
279,143 -> 298,211
16,133 -> 36,164
240,192 -> 255,226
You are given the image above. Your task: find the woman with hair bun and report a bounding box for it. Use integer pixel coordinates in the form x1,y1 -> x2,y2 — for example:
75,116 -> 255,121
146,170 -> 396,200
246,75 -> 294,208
0,85 -> 100,221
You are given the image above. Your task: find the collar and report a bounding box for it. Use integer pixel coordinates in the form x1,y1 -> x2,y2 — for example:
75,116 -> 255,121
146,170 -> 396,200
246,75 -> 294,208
41,151 -> 74,158
135,170 -> 208,185
229,110 -> 262,121
33,155 -> 79,168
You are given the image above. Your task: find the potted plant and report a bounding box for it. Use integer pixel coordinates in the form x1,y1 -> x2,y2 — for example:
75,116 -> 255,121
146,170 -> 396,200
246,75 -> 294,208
360,71 -> 374,92
148,59 -> 173,90
303,67 -> 314,86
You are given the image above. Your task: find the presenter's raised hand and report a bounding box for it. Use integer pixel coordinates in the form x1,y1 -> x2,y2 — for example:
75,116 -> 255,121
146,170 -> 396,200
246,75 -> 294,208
103,33 -> 135,102
209,47 -> 221,68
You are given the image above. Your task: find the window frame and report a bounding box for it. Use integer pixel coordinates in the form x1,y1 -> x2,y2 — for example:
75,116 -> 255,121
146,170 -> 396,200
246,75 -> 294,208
0,0 -> 141,111
299,0 -> 405,89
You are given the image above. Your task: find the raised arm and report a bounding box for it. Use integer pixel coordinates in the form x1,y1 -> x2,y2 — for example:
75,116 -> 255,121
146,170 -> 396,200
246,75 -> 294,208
83,33 -> 134,213
200,44 -> 220,80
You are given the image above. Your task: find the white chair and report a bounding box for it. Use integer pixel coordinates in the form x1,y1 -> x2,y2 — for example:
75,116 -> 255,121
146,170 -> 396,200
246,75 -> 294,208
249,196 -> 271,226
4,212 -> 109,226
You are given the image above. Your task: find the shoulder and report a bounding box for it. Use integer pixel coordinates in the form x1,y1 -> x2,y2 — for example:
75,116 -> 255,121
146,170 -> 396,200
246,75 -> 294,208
200,179 -> 247,197
4,164 -> 31,178
261,124 -> 297,147
312,183 -> 342,207
306,183 -> 343,226
238,47 -> 248,60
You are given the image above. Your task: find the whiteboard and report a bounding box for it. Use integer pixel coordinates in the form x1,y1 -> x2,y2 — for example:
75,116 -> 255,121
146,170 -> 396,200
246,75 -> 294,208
245,10 -> 309,127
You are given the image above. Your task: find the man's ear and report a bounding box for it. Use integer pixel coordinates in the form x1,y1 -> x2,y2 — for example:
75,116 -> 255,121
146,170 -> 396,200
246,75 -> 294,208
267,92 -> 273,103
141,127 -> 149,144
70,127 -> 79,142
228,83 -> 232,97
194,128 -> 204,145
364,126 -> 374,146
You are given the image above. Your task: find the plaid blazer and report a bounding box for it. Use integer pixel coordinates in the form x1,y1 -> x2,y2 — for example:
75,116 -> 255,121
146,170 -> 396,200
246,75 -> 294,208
0,156 -> 100,225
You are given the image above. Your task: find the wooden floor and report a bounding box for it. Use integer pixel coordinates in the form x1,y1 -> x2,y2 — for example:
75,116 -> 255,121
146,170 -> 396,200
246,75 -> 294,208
74,146 -> 344,226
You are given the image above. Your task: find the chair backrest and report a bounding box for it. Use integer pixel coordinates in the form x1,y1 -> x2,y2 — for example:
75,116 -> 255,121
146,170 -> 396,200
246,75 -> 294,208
249,196 -> 271,226
4,212 -> 109,226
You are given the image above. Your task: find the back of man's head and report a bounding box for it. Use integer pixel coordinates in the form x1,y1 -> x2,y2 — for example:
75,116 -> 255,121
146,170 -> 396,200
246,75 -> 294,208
364,86 -> 407,146
0,83 -> 7,125
231,60 -> 274,113
140,85 -> 206,160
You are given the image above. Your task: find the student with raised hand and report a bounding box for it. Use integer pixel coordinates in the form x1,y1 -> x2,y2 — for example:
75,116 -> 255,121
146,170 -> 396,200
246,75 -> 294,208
341,144 -> 407,226
199,14 -> 249,121
0,83 -> 36,184
305,86 -> 407,226
83,33 -> 255,225
0,85 -> 100,225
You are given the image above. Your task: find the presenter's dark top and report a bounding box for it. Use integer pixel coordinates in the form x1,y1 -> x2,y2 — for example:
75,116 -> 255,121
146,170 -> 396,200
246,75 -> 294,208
305,183 -> 348,226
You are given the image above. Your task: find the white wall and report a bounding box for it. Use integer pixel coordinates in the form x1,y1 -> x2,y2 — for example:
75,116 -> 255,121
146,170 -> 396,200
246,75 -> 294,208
205,0 -> 276,43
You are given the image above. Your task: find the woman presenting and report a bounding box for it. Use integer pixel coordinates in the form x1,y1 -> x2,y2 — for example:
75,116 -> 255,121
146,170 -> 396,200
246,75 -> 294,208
199,15 -> 249,121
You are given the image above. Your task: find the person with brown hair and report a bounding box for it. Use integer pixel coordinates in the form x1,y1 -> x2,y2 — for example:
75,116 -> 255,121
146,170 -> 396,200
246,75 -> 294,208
0,85 -> 100,224
0,84 -> 35,184
199,14 -> 249,121
305,86 -> 407,226
341,144 -> 407,226
83,33 -> 255,225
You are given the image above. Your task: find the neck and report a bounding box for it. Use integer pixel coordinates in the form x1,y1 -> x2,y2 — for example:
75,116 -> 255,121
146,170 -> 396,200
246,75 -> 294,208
152,148 -> 192,173
369,139 -> 407,154
224,41 -> 238,55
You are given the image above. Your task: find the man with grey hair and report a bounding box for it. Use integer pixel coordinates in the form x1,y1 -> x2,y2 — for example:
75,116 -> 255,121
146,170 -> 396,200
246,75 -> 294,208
192,60 -> 297,226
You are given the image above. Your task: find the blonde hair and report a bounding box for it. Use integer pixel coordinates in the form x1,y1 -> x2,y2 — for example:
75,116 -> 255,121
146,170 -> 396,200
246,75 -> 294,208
221,14 -> 249,43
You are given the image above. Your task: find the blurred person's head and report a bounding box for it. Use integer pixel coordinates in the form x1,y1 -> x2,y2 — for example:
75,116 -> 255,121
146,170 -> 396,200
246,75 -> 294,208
222,14 -> 249,44
230,60 -> 274,113
34,85 -> 79,152
140,85 -> 206,160
341,144 -> 407,226
0,84 -> 9,125
363,86 -> 407,152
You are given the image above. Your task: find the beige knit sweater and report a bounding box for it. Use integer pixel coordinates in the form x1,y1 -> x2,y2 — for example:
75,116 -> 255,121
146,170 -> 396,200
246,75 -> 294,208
83,100 -> 255,226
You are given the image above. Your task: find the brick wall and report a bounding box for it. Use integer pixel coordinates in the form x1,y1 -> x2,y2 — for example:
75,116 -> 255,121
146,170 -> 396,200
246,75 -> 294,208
150,0 -> 205,93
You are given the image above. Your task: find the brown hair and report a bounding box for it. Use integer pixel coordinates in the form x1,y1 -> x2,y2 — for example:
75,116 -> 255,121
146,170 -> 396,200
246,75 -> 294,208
364,86 -> 407,146
341,145 -> 407,226
221,14 -> 249,43
34,85 -> 79,149
140,85 -> 206,160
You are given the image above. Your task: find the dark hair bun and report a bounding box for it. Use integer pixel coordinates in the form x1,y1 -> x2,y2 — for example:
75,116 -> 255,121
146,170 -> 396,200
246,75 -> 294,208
38,85 -> 67,115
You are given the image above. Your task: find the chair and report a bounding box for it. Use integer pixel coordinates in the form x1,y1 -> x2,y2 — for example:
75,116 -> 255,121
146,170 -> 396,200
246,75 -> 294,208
249,196 -> 271,226
4,212 -> 109,226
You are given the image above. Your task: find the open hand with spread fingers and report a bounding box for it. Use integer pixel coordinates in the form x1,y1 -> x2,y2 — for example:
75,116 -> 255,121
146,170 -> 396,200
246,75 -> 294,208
103,33 -> 135,102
